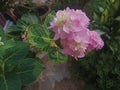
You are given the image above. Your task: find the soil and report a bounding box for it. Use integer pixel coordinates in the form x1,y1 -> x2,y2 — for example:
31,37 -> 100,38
23,78 -> 85,90
22,52 -> 85,90
54,79 -> 85,90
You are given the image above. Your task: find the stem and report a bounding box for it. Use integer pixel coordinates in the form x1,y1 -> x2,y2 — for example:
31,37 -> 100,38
2,63 -> 8,90
41,37 -> 54,41
1,62 -> 4,76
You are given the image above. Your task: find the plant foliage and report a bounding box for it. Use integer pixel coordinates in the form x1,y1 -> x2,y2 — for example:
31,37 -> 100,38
27,13 -> 68,63
0,27 -> 44,90
72,0 -> 120,90
7,12 -> 68,63
6,13 -> 40,40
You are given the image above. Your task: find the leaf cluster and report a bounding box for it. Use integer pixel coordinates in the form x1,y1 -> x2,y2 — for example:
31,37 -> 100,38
6,12 -> 68,63
27,12 -> 68,63
0,25 -> 44,90
72,0 -> 120,90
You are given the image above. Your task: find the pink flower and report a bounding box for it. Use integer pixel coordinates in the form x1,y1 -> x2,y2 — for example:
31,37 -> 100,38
61,39 -> 88,59
50,7 -> 90,40
87,31 -> 104,51
50,7 -> 104,59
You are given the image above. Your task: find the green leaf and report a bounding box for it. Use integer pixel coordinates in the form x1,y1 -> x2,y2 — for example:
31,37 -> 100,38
0,74 -> 21,90
6,26 -> 24,39
44,11 -> 55,27
115,16 -> 120,21
18,13 -> 40,27
16,58 -> 44,84
28,24 -> 54,50
0,41 -> 44,90
98,7 -> 104,12
93,13 -> 100,21
2,42 -> 29,66
0,40 -> 15,58
0,27 -> 4,37
48,47 -> 68,63
0,27 -> 5,40
6,13 -> 40,40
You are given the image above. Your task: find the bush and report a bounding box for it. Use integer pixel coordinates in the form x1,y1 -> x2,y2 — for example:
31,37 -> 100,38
72,0 -> 120,90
